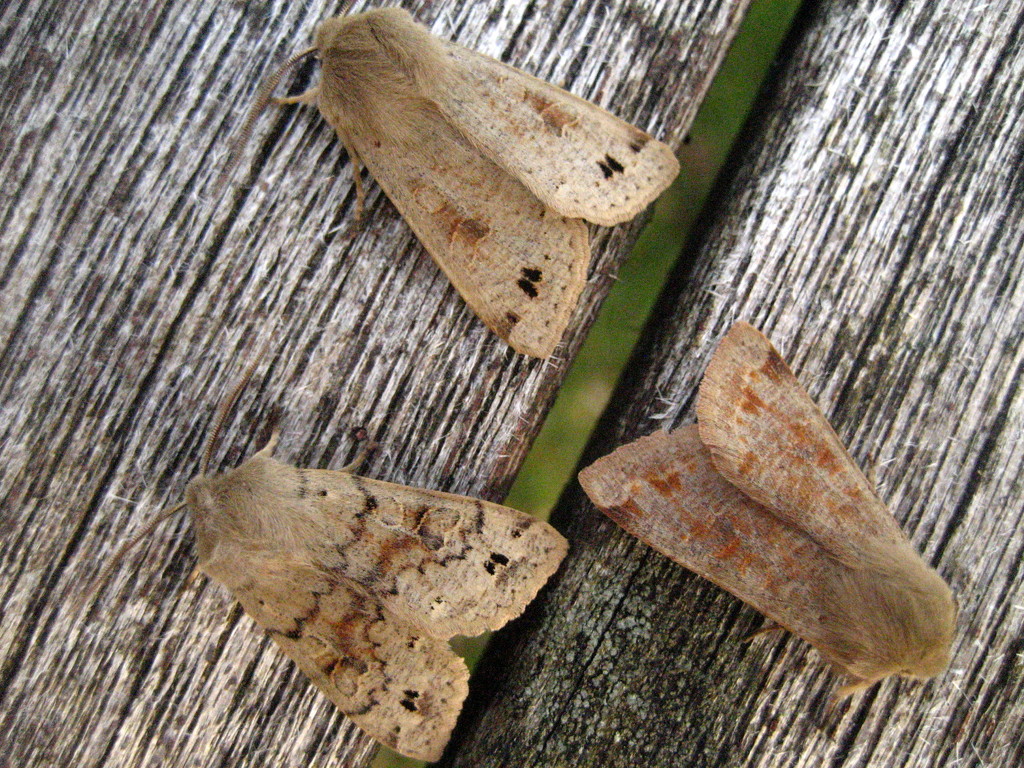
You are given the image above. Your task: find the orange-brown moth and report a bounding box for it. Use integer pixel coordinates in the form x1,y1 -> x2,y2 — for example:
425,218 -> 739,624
96,370 -> 567,761
578,322 -> 955,695
230,7 -> 679,358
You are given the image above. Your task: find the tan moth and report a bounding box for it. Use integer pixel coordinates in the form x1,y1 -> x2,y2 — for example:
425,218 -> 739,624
230,7 -> 679,358
579,321 -> 955,695
99,373 -> 568,761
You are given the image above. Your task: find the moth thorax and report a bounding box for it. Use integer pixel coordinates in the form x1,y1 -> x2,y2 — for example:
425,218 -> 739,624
184,476 -> 222,562
316,9 -> 448,93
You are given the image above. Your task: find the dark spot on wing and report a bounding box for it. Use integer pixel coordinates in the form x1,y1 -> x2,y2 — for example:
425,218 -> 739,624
604,499 -> 647,529
598,154 -> 626,178
420,528 -> 445,551
400,698 -> 418,712
349,696 -> 376,716
605,154 -> 625,173
511,518 -> 533,538
456,217 -> 490,244
352,477 -> 378,518
518,266 -> 542,297
518,278 -> 539,298
760,347 -> 792,382
485,552 -> 509,575
495,310 -> 521,337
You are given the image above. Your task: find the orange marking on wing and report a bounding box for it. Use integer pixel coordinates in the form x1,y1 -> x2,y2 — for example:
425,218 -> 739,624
739,386 -> 767,414
760,348 -> 791,382
649,471 -> 685,498
738,451 -> 758,475
433,201 -> 490,246
815,446 -> 843,473
713,536 -> 756,575
523,90 -> 578,133
374,536 -> 420,573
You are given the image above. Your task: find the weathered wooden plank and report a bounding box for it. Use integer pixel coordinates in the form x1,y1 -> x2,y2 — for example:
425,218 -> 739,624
0,0 -> 748,766
444,1 -> 1024,766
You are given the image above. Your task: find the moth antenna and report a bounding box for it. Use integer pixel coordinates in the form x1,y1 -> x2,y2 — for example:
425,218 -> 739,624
217,46 -> 318,189
79,501 -> 187,611
200,349 -> 268,475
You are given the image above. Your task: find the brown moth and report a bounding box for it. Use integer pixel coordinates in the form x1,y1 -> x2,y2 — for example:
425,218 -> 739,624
578,322 -> 955,695
236,7 -> 679,358
112,377 -> 567,761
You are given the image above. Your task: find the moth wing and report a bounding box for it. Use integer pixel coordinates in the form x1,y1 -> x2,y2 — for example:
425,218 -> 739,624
579,427 -> 838,644
578,426 -> 944,687
434,44 -> 680,226
696,322 -> 910,566
346,109 -> 589,358
214,556 -> 467,762
305,468 -> 568,639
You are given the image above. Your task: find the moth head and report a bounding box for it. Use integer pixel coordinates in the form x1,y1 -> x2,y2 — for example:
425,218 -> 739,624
82,356 -> 268,606
182,474 -> 225,565
315,8 -> 415,52
826,551 -> 956,691
183,474 -> 217,519
313,15 -> 348,51
894,565 -> 957,680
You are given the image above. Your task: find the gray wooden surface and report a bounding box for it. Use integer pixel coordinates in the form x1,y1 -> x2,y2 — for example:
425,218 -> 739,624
445,1 -> 1024,766
0,0 -> 749,766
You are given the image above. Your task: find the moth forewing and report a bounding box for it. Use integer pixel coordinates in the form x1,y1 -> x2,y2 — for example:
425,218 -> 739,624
300,468 -> 570,638
272,7 -> 678,357
696,321 -> 911,565
184,444 -> 567,760
436,44 -> 680,226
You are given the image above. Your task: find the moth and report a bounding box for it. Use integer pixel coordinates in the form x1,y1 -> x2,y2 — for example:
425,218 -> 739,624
232,7 -> 679,358
102,374 -> 568,761
578,321 -> 955,695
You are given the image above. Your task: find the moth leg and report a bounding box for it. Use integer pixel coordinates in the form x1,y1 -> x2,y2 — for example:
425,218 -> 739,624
340,441 -> 378,473
253,429 -> 281,459
274,86 -> 319,106
744,621 -> 785,642
337,132 -> 366,222
184,566 -> 205,588
836,678 -> 874,699
865,459 -> 878,490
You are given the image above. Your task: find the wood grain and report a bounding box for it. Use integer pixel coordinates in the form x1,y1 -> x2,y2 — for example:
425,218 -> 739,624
444,1 -> 1024,766
0,0 -> 746,766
